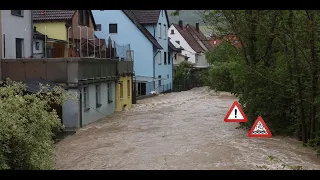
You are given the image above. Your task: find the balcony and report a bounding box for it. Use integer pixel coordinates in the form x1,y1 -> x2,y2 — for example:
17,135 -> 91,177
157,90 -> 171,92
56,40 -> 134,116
1,58 -> 134,84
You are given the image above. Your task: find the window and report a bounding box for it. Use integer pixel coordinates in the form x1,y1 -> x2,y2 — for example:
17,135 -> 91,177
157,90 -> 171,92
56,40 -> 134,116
120,82 -> 124,99
171,29 -> 174,34
164,51 -> 167,64
159,23 -> 162,38
35,42 -> 40,50
15,38 -> 24,58
164,24 -> 167,39
107,82 -> 113,103
158,51 -> 162,64
96,24 -> 102,31
213,40 -> 217,45
83,87 -> 89,111
95,85 -> 101,107
168,52 -> 171,64
175,41 -> 180,45
11,10 -> 23,16
127,80 -> 130,97
109,24 -> 117,33
78,10 -> 89,26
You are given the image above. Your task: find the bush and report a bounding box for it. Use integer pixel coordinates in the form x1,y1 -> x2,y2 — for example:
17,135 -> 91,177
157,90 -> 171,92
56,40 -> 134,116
0,79 -> 69,170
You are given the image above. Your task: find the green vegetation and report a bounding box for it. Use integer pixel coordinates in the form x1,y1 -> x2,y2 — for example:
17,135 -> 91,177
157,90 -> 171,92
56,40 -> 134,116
201,10 -> 320,146
0,79 -> 69,169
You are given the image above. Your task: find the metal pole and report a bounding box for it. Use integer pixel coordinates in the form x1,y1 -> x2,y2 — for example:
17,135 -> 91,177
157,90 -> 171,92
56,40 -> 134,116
78,26 -> 82,57
98,38 -> 101,58
67,27 -> 71,56
44,26 -> 47,58
92,28 -> 95,57
86,26 -> 89,57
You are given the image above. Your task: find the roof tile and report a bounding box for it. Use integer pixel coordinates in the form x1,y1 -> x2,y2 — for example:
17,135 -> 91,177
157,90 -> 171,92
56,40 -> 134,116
33,10 -> 75,21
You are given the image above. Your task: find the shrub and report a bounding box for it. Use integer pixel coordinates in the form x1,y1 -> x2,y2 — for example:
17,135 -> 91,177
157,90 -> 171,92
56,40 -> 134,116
0,79 -> 69,170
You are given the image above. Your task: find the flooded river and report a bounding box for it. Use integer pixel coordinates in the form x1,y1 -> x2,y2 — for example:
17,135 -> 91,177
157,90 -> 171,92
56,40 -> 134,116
55,87 -> 320,170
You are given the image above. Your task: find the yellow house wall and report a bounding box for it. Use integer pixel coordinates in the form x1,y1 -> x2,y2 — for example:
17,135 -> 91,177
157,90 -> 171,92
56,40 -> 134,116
116,76 -> 132,111
34,22 -> 67,41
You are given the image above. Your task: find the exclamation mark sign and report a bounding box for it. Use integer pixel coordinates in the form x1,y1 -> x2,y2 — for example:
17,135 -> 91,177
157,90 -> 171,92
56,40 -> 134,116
235,109 -> 237,118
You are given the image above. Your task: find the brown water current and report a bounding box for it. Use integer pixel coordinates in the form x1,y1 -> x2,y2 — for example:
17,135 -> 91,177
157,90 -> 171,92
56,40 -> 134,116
55,87 -> 320,170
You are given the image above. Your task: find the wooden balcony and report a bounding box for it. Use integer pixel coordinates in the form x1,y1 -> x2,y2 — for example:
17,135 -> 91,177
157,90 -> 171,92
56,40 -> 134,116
1,58 -> 134,84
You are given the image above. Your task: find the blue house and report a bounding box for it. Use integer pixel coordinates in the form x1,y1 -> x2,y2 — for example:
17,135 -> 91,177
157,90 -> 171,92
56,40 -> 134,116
92,10 -> 172,97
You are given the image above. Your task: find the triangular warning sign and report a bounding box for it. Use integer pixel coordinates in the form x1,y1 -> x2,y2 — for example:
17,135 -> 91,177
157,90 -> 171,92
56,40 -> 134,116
224,101 -> 248,122
248,116 -> 272,138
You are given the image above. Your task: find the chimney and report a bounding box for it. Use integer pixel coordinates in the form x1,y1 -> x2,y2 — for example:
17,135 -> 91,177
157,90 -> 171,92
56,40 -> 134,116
179,20 -> 183,29
196,23 -> 199,32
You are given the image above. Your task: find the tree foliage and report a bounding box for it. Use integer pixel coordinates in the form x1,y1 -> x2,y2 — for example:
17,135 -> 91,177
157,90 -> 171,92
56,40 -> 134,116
200,10 -> 320,145
0,79 -> 69,169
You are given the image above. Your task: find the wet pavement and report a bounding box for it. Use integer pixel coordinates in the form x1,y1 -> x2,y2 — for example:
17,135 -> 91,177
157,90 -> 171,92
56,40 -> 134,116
55,87 -> 320,170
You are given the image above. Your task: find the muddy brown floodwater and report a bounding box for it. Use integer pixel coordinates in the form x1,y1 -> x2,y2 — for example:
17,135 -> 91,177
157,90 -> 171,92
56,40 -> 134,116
55,87 -> 320,170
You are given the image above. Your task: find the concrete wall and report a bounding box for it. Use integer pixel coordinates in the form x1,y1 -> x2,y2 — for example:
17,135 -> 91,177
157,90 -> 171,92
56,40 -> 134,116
195,53 -> 209,67
62,89 -> 80,131
1,10 -> 32,58
34,22 -> 67,41
81,82 -> 116,126
168,24 -> 196,64
116,76 -> 132,111
92,10 -> 154,79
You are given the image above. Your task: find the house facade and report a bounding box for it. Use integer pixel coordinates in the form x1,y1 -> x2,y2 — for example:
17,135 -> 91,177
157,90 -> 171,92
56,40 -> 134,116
168,20 -> 213,68
209,33 -> 242,48
92,10 -> 172,97
0,10 -> 33,59
32,10 -> 97,58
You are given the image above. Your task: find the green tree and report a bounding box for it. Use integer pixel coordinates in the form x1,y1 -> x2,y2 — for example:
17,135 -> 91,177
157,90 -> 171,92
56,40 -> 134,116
0,79 -> 69,169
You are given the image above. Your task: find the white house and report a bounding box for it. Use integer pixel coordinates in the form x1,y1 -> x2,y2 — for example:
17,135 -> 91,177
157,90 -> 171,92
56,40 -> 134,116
168,20 -> 213,68
0,10 -> 33,59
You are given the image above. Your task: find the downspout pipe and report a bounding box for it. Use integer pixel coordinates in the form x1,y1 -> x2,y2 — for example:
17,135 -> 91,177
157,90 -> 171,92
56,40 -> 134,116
153,49 -> 160,90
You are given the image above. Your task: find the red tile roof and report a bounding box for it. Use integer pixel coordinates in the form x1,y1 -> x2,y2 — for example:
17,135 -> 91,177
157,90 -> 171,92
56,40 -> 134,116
33,10 -> 97,30
131,10 -> 170,26
122,10 -> 162,49
33,10 -> 75,21
173,24 -> 204,53
186,25 -> 214,51
172,23 -> 214,53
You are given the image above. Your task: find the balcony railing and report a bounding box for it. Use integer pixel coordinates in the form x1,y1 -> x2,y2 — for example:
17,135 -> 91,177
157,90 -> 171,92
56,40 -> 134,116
1,57 -> 134,84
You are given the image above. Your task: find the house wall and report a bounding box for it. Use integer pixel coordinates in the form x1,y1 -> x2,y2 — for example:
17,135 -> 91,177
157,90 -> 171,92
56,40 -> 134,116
71,10 -> 95,40
116,76 -> 132,111
168,25 -> 196,64
195,53 -> 208,67
1,10 -> 32,58
81,82 -> 116,126
62,89 -> 80,131
153,10 -> 172,93
33,39 -> 44,58
92,10 -> 154,79
34,22 -> 67,41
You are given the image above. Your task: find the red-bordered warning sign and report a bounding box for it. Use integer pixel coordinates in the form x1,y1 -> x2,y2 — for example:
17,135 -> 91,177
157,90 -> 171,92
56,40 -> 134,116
248,116 -> 272,138
224,101 -> 248,122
